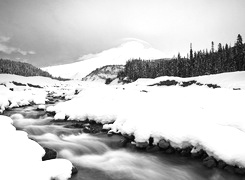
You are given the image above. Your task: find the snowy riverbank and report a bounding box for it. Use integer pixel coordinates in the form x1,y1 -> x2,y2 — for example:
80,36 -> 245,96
0,115 -> 73,180
47,71 -> 245,169
1,72 -> 245,178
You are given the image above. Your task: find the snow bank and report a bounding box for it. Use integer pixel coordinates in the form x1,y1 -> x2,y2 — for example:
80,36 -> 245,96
0,115 -> 72,180
49,72 -> 245,168
132,71 -> 245,89
0,85 -> 47,112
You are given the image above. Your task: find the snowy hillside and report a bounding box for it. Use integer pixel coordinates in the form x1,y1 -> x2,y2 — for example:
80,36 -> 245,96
82,65 -> 124,83
42,40 -> 165,80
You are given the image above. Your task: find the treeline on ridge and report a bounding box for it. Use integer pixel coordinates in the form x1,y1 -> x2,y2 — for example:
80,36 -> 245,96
118,34 -> 245,81
0,59 -> 69,81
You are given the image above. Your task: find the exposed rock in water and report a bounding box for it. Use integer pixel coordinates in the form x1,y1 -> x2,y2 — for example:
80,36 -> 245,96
217,160 -> 226,169
191,149 -> 205,159
146,145 -> 160,153
224,165 -> 235,174
71,166 -> 78,175
122,134 -> 135,141
235,167 -> 245,175
158,139 -> 170,150
42,147 -> 57,161
136,142 -> 148,149
180,146 -> 192,157
165,147 -> 175,154
203,156 -> 217,168
125,142 -> 137,151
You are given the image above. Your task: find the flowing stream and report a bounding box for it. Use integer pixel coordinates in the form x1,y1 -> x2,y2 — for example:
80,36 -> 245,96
4,104 -> 245,180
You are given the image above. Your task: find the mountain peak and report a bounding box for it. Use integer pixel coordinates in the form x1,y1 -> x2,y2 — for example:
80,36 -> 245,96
43,39 -> 165,80
120,39 -> 152,49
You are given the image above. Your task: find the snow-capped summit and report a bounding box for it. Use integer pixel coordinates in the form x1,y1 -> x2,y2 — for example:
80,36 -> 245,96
42,39 -> 165,80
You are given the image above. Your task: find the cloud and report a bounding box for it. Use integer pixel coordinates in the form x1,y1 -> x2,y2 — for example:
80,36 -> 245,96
0,36 -> 35,55
121,38 -> 152,47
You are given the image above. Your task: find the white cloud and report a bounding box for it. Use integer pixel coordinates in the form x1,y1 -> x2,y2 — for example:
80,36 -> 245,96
0,36 -> 36,55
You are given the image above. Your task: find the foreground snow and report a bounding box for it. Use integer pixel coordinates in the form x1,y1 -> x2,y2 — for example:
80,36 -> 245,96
2,71 -> 245,170
48,71 -> 245,168
0,115 -> 72,180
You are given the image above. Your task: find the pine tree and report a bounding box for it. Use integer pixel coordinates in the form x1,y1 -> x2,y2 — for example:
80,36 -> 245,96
190,43 -> 194,76
235,34 -> 244,70
211,41 -> 214,53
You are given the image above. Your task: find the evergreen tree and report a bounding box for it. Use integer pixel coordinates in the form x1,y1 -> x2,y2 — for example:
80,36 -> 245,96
235,34 -> 244,70
120,34 -> 245,81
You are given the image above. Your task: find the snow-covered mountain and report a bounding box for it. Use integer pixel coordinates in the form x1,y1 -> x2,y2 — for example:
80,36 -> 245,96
82,65 -> 124,83
42,40 -> 165,80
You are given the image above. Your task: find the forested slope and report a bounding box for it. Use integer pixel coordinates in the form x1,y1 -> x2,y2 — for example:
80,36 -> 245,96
119,34 -> 245,81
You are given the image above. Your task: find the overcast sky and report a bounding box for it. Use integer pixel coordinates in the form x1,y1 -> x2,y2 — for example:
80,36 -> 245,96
0,0 -> 245,67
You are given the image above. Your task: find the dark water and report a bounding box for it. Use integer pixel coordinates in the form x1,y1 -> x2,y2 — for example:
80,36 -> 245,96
4,105 -> 245,180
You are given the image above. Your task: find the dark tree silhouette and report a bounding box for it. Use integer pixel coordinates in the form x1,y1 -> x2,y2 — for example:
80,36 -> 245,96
0,59 -> 69,81
118,34 -> 245,81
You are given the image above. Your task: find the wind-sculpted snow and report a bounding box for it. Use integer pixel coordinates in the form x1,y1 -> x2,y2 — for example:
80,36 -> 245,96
0,115 -> 73,180
49,72 -> 245,168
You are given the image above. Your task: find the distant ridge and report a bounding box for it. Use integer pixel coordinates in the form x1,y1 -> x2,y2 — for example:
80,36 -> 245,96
82,65 -> 124,84
43,40 -> 166,80
0,59 -> 68,80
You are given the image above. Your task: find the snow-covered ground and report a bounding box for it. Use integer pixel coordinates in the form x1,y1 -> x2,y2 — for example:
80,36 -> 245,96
132,71 -> 245,89
0,74 -> 85,113
47,71 -> 245,168
0,74 -> 87,179
0,115 -> 73,180
2,71 -> 245,176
